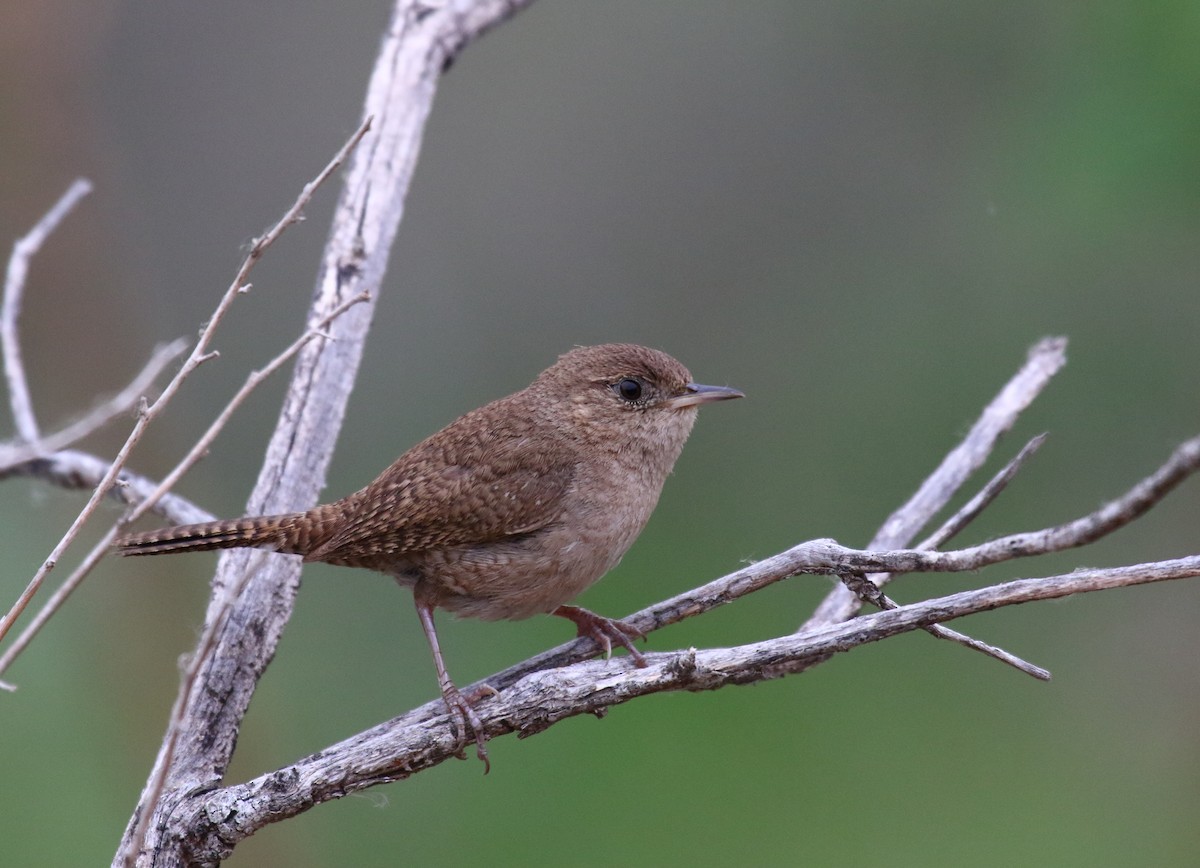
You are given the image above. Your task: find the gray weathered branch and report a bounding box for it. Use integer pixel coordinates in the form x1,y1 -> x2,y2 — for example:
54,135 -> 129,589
0,449 -> 214,527
173,551 -> 1200,860
112,2 -> 536,865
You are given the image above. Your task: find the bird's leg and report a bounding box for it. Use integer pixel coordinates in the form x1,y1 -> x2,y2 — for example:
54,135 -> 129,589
552,605 -> 647,667
414,599 -> 490,772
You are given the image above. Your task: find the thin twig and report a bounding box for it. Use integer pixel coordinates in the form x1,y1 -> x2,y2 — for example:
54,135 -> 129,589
918,432 -> 1048,551
878,337 -> 1067,550
2,179 -> 94,444
0,531 -> 121,678
245,119 -> 372,262
0,340 -> 188,471
0,120 -> 370,650
125,290 -> 370,531
921,623 -> 1051,679
837,571 -> 1052,680
0,292 -> 368,679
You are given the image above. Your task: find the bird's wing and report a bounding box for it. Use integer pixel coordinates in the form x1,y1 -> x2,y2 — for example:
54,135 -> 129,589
306,422 -> 575,563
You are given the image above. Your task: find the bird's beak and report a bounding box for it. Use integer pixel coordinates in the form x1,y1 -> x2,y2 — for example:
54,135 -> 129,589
665,382 -> 745,409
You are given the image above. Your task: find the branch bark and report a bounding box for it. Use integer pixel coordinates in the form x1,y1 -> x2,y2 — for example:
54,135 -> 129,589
173,551 -> 1200,859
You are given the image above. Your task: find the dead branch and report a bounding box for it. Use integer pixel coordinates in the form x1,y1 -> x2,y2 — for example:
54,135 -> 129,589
424,429 -> 1200,700
167,550 -> 1200,860
2,179 -> 94,443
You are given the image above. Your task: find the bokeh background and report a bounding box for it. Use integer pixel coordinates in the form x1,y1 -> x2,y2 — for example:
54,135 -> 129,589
2,2 -> 1198,865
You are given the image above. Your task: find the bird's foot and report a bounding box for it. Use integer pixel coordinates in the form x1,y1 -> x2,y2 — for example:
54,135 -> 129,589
441,682 -> 491,773
552,605 -> 647,667
463,681 -> 499,702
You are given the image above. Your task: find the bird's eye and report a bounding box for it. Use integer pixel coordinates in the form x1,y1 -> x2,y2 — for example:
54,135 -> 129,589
613,378 -> 644,403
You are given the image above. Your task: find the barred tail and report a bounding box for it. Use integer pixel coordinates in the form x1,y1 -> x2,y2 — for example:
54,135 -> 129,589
114,503 -> 349,558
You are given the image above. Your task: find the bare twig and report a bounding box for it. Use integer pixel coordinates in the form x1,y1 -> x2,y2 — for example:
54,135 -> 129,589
0,120 -> 371,651
917,432 -> 1048,551
2,179 -> 94,444
0,533 -> 123,679
0,340 -> 188,471
244,121 -> 373,265
836,571 -> 1052,681
0,289 -> 368,680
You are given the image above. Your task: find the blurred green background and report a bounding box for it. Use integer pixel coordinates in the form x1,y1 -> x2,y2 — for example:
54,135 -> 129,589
2,1 -> 1198,865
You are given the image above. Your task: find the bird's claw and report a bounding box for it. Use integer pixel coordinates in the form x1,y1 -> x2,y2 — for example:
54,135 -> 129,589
553,605 -> 647,667
442,683 -> 491,774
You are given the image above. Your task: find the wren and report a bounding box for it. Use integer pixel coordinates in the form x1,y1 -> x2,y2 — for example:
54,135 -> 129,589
115,343 -> 742,767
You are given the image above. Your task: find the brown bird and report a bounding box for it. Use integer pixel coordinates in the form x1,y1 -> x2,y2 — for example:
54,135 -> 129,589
115,343 -> 742,767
